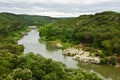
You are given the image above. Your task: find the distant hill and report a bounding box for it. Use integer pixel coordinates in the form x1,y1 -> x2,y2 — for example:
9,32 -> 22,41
0,12 -> 56,36
0,12 -> 56,25
18,14 -> 56,26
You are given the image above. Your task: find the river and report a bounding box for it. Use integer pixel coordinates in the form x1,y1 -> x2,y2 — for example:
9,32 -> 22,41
18,29 -> 120,80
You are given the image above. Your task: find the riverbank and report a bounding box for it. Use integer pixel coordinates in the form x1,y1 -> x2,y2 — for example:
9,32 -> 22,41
63,47 -> 100,64
46,40 -> 74,49
17,29 -> 104,80
45,40 -> 119,66
19,29 -> 120,80
40,39 -> 101,64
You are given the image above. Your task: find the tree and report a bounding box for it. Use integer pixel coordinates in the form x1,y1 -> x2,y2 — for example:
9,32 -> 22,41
42,73 -> 58,80
6,68 -> 32,80
102,40 -> 112,55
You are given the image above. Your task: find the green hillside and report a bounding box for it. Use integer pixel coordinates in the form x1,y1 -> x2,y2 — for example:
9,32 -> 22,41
0,12 -> 102,80
18,14 -> 56,26
0,12 -> 56,35
39,11 -> 120,65
0,13 -> 22,36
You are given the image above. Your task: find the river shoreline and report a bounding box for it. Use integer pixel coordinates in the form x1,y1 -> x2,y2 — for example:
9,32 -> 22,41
62,47 -> 100,64
18,29 -> 120,80
47,40 -> 120,67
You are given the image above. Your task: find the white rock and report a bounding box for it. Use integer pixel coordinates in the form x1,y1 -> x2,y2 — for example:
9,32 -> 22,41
62,48 -> 78,56
56,43 -> 63,48
63,47 -> 100,64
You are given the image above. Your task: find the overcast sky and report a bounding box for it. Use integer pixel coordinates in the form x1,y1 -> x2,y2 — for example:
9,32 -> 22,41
0,0 -> 120,17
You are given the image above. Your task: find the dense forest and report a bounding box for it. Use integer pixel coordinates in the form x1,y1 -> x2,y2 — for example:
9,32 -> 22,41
39,11 -> 120,65
0,12 -> 56,36
0,13 -> 102,79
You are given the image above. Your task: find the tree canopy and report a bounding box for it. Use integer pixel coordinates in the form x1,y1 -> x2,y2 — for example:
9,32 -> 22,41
0,12 -> 102,80
39,11 -> 120,55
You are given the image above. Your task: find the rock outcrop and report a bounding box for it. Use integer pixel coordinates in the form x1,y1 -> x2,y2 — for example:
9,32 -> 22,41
62,47 -> 100,64
56,43 -> 63,48
62,48 -> 78,56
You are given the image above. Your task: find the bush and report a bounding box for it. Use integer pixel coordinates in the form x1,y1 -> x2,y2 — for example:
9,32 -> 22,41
100,56 -> 116,65
6,68 -> 33,80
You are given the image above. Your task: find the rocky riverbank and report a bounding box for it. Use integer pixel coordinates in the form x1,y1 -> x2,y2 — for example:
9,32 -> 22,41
62,47 -> 100,64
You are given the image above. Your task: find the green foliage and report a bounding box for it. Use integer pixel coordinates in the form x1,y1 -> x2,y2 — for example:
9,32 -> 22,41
100,56 -> 116,65
0,12 -> 56,27
0,44 -> 24,54
18,14 -> 57,26
0,12 -> 102,80
0,51 -> 19,78
39,11 -> 120,56
42,73 -> 58,80
15,53 -> 102,80
0,12 -> 28,79
63,68 -> 102,80
16,53 -> 65,80
6,68 -> 32,80
102,40 -> 111,49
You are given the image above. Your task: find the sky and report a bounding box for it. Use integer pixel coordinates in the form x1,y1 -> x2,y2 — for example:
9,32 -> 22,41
0,0 -> 120,17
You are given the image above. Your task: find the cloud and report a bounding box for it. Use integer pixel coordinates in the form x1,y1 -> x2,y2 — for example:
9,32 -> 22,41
0,0 -> 113,5
0,0 -> 120,17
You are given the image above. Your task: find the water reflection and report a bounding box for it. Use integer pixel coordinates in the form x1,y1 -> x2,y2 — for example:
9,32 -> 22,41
46,43 -> 59,52
18,29 -> 78,68
18,29 -> 120,80
78,62 -> 120,80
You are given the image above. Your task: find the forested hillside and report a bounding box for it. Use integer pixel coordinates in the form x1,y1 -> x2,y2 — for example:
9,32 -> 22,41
0,13 -> 102,79
0,13 -> 22,36
0,12 -> 55,32
18,14 -> 56,26
39,11 -> 120,64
